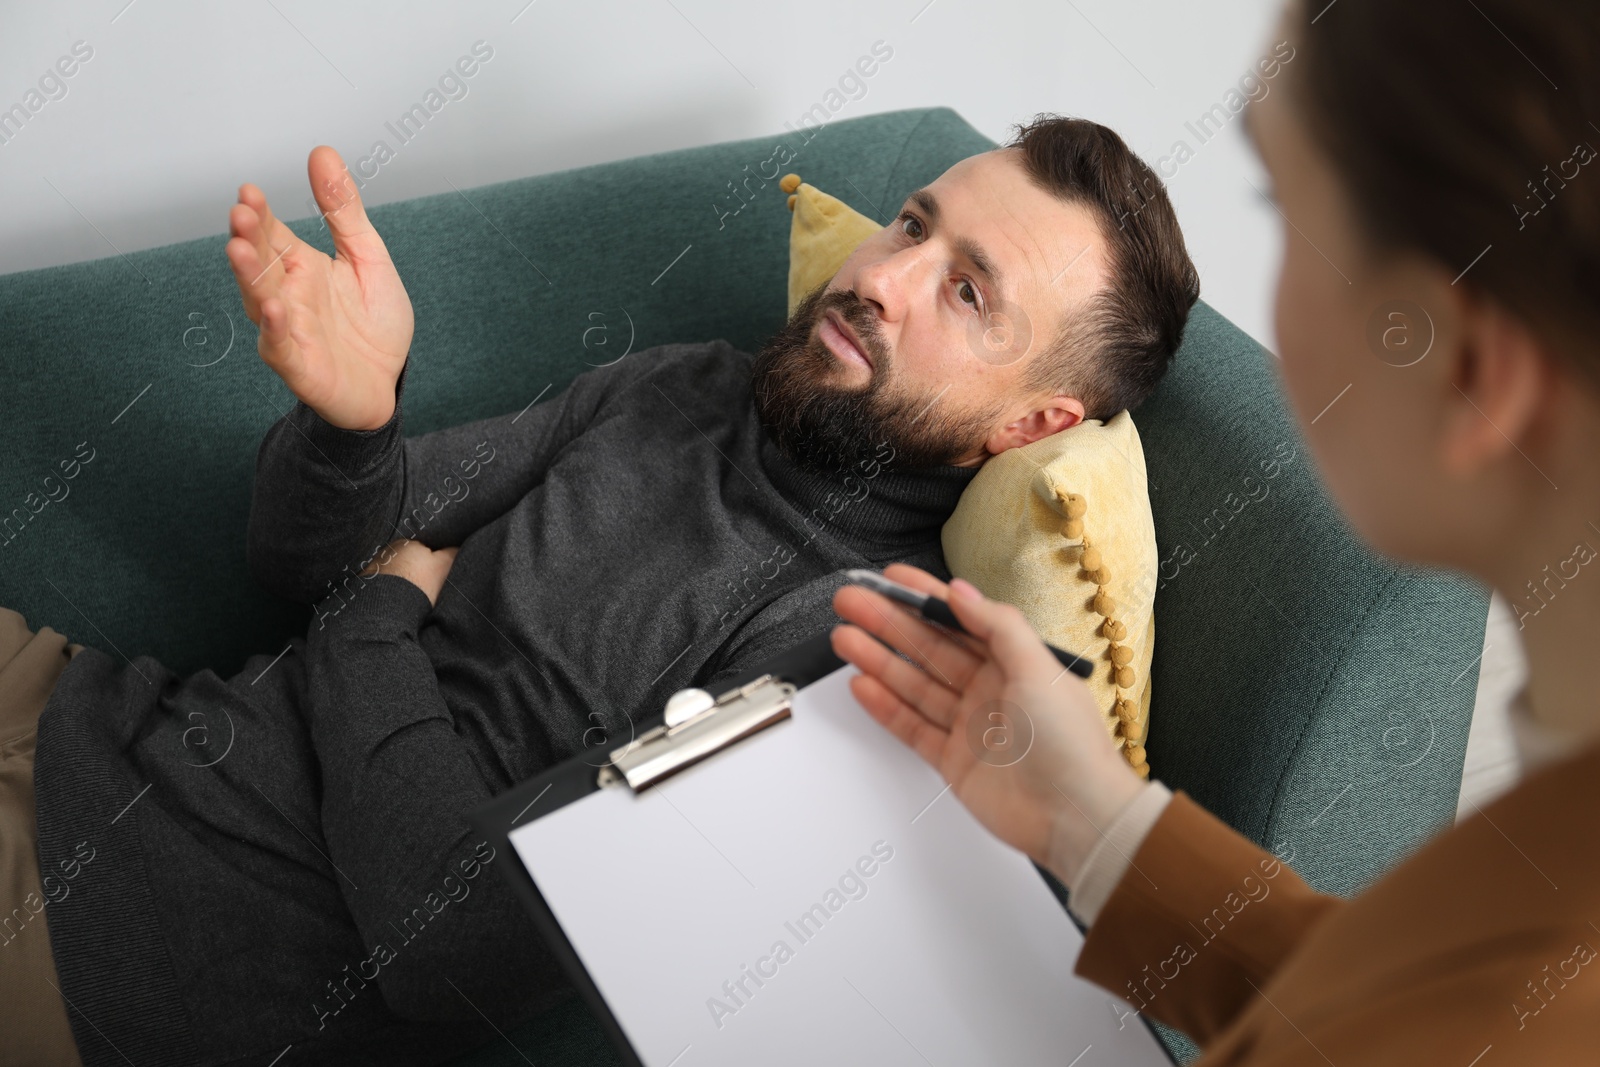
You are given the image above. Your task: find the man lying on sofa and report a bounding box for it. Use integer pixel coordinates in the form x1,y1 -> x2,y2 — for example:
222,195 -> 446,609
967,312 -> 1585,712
7,115 -> 1199,1066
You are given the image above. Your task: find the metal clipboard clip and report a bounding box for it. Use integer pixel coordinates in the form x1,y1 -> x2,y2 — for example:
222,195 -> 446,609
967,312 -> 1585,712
596,674 -> 797,792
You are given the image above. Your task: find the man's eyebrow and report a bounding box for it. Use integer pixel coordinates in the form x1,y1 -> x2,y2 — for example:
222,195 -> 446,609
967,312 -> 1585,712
906,187 -> 1007,302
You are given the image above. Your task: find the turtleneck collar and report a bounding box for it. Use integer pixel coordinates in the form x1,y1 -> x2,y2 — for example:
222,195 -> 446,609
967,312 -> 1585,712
756,423 -> 981,558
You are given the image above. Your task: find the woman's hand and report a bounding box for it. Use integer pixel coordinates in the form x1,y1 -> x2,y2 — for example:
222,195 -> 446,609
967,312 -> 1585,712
224,146 -> 415,431
829,563 -> 1146,886
361,539 -> 459,607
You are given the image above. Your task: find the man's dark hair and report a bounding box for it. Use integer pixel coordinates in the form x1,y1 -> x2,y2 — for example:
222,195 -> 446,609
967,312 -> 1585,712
1006,114 -> 1200,420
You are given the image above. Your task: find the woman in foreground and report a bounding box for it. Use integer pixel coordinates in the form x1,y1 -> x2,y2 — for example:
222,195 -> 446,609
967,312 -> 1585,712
831,0 -> 1599,1059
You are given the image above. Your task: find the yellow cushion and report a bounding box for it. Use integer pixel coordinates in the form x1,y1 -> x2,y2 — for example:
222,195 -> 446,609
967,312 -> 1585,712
784,176 -> 886,317
780,174 -> 1156,776
940,419 -> 1156,774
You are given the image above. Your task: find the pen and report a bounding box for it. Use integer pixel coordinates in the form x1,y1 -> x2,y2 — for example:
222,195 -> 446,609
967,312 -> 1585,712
843,569 -> 1095,679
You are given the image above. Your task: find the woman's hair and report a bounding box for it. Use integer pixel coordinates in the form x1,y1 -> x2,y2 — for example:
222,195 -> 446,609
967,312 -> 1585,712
1291,0 -> 1600,382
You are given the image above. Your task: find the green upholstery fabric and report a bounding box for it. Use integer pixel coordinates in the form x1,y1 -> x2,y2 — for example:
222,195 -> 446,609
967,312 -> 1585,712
0,107 -> 1488,1066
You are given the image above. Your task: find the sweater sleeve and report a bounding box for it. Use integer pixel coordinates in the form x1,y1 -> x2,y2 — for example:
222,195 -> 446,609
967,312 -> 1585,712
298,572 -> 569,1025
1073,790 -> 1346,1046
1062,779 -> 1174,926
246,357 -> 620,606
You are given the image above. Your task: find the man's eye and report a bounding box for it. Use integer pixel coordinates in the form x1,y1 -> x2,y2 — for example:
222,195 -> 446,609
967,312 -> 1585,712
898,212 -> 980,312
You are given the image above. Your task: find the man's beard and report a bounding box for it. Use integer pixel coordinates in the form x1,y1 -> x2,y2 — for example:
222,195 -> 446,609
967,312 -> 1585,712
751,284 -> 1003,473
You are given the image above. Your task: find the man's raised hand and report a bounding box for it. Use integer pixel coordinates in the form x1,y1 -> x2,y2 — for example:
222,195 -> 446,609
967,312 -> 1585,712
225,146 -> 414,431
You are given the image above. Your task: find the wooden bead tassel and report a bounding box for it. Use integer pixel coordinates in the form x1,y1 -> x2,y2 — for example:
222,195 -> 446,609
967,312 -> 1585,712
1054,487 -> 1147,776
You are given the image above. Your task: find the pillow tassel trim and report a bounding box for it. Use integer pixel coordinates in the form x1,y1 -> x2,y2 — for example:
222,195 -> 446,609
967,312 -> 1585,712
1057,488 -> 1150,779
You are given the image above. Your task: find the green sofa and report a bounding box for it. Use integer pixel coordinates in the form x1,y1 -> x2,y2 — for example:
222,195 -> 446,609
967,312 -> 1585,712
0,107 -> 1488,1065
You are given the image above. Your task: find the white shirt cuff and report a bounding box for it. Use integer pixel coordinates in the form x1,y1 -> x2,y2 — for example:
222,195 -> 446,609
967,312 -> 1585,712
1065,779 -> 1174,926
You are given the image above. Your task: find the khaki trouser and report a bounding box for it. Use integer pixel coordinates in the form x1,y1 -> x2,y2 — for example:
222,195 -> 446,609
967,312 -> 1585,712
0,608 -> 86,1066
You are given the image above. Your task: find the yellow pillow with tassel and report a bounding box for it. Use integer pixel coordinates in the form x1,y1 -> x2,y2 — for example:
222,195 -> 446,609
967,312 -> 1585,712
780,172 -> 1157,777
940,421 -> 1156,777
782,174 -> 885,317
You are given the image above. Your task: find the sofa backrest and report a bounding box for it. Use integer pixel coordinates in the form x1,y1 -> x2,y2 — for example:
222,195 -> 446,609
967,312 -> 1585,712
0,106 -> 1486,899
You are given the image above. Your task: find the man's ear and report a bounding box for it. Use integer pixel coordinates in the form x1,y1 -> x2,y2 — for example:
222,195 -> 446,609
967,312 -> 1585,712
1438,292 -> 1553,479
985,394 -> 1086,456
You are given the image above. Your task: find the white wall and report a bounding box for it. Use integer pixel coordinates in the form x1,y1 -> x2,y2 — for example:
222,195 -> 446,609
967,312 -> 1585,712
0,0 -> 1286,350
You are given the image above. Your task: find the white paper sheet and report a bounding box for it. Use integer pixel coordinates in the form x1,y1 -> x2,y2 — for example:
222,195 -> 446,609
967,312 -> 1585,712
510,665 -> 1173,1066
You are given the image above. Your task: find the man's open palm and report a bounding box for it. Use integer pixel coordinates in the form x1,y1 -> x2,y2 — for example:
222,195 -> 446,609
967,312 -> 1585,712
225,146 -> 413,431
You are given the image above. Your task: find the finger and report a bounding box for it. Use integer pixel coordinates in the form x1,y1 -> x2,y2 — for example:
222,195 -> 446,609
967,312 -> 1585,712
829,621 -> 964,731
878,563 -> 986,657
307,145 -> 386,265
832,584 -> 981,692
945,579 -> 1060,680
227,201 -> 262,271
235,184 -> 299,286
256,295 -> 301,380
226,226 -> 292,339
225,211 -> 288,322
846,670 -> 950,771
224,233 -> 270,322
229,194 -> 274,275
882,562 -> 951,601
237,182 -> 303,263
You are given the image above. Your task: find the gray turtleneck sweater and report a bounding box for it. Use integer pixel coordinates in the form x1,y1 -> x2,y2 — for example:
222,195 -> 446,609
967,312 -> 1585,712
33,340 -> 979,1066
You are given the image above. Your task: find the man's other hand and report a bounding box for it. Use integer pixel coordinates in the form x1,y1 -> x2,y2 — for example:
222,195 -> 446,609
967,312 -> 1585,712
362,539 -> 458,607
225,146 -> 415,431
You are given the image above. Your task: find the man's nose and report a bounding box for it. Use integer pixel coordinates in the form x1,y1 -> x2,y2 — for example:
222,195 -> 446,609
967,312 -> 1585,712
850,246 -> 925,324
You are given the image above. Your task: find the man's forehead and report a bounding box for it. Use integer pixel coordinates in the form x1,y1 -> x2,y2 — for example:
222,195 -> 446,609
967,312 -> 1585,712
909,149 -> 1106,309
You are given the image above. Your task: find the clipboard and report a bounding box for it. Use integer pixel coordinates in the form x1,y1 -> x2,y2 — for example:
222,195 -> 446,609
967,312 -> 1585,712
471,632 -> 1180,1067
